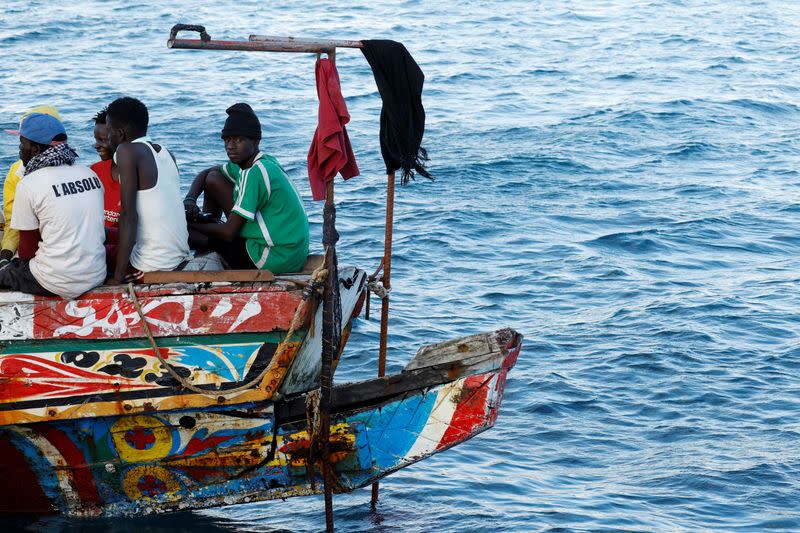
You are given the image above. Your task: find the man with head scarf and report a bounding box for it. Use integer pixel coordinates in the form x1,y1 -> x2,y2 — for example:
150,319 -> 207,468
1,105 -> 62,265
0,113 -> 106,298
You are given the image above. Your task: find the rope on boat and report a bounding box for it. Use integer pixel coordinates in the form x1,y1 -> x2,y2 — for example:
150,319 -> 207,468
304,386 -> 346,493
367,277 -> 391,299
364,264 -> 390,320
305,388 -> 322,490
126,265 -> 327,397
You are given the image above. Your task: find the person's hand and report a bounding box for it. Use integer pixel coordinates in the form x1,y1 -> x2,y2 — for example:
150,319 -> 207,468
184,198 -> 201,222
108,271 -> 142,285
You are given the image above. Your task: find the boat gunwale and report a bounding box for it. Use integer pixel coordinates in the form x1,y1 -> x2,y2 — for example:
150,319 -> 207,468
276,328 -> 522,423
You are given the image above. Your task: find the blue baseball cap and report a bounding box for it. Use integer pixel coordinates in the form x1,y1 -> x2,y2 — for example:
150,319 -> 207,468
13,113 -> 67,145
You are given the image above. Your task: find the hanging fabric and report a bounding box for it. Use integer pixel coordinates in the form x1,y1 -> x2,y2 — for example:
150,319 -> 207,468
360,40 -> 432,185
307,58 -> 359,201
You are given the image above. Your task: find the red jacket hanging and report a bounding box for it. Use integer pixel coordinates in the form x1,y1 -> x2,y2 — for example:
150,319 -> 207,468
308,58 -> 359,201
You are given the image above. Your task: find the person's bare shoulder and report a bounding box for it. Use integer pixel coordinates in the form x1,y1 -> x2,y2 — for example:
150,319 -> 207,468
116,142 -> 151,161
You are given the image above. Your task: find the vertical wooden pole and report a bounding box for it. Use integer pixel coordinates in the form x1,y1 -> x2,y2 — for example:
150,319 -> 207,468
371,170 -> 396,507
321,179 -> 339,532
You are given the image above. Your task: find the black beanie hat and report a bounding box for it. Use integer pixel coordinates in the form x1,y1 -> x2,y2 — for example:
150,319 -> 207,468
221,103 -> 262,139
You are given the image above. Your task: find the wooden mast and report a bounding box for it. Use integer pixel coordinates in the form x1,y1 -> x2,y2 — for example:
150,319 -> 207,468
320,179 -> 338,532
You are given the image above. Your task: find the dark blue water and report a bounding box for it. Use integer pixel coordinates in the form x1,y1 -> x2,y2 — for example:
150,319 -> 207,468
2,0 -> 800,531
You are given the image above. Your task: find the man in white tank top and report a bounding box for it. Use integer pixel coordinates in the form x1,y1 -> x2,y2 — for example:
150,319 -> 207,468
105,97 -> 189,284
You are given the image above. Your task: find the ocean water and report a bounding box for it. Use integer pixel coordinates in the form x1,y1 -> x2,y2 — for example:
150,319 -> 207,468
2,0 -> 800,531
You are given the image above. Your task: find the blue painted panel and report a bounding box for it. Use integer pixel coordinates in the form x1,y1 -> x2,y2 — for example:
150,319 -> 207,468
169,343 -> 263,382
347,389 -> 437,472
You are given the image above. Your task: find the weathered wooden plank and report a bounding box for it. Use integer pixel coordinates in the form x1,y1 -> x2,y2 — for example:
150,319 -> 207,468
142,270 -> 274,284
277,328 -> 523,421
0,290 -> 306,342
169,38 -> 350,53
0,257 -> 325,342
248,35 -> 364,49
404,330 -> 500,371
279,267 -> 367,396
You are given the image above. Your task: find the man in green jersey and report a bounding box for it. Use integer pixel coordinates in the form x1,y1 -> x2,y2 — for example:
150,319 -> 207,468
186,103 -> 309,274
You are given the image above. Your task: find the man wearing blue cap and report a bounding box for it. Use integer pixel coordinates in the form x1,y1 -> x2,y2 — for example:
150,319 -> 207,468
1,105 -> 63,264
0,113 -> 106,298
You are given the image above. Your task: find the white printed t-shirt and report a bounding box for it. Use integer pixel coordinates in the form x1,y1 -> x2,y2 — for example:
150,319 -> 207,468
11,164 -> 107,299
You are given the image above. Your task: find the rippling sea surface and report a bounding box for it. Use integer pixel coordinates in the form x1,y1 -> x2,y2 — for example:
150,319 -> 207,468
2,0 -> 800,531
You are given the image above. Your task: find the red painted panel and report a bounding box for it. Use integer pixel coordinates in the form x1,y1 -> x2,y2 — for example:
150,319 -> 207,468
31,289 -> 305,340
180,434 -> 236,458
436,373 -> 493,450
0,354 -> 153,403
37,425 -> 102,509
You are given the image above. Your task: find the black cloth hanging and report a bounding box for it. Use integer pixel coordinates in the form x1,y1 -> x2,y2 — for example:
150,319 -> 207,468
361,40 -> 432,184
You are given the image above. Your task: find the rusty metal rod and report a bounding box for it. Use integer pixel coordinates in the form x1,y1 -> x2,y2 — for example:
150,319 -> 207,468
371,170 -> 396,507
167,25 -> 361,54
168,38 -> 357,54
377,171 -> 395,378
250,35 -> 363,49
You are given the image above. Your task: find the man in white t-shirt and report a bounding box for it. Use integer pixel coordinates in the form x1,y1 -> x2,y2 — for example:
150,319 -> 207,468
0,113 -> 106,298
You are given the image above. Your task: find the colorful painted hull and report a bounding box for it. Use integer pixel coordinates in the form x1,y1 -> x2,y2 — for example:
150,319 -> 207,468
0,267 -> 367,425
0,329 -> 522,516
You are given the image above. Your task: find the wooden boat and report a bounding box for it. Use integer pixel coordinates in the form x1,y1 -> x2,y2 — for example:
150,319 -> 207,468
0,27 -> 523,522
0,327 -> 521,515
